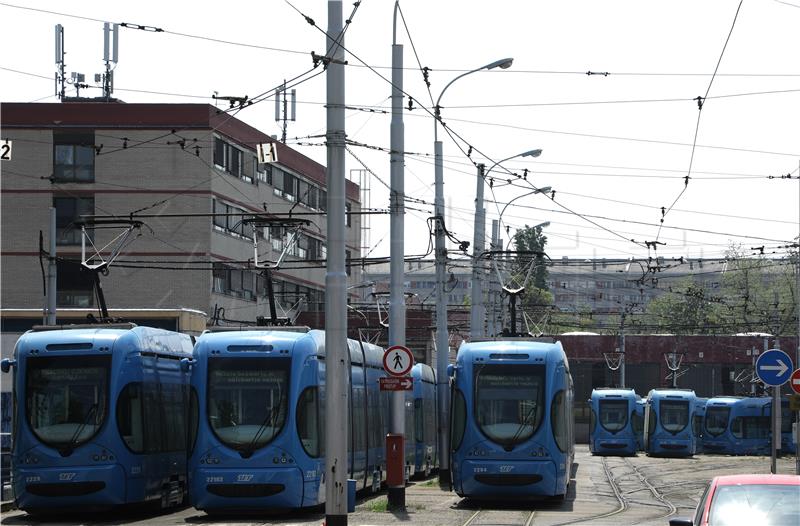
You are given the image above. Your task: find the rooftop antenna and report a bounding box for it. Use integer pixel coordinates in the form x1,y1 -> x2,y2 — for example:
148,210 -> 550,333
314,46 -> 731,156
55,24 -> 66,100
274,80 -> 296,143
101,22 -> 119,99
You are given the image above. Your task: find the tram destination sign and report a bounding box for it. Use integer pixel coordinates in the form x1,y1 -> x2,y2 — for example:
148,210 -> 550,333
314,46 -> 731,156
379,376 -> 413,391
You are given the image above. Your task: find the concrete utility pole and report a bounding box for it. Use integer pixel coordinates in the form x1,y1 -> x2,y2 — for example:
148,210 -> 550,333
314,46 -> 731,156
796,159 -> 800,476
324,2 -> 349,524
489,219 -> 501,336
45,207 -> 57,325
388,1 -> 406,508
470,163 -> 486,339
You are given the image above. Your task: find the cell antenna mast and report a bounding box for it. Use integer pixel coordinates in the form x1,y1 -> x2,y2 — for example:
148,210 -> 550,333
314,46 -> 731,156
274,80 -> 296,143
101,22 -> 119,99
55,24 -> 66,100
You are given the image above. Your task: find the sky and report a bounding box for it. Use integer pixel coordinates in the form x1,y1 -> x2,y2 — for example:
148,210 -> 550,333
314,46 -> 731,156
1,0 -> 799,266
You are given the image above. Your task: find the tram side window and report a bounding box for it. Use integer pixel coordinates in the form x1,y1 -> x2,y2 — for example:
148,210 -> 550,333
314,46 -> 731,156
188,387 -> 199,453
352,387 -> 365,452
647,406 -> 657,435
162,384 -> 186,452
551,390 -> 568,452
450,389 -> 466,450
117,383 -> 144,453
425,397 -> 436,446
414,399 -> 423,443
297,387 -> 321,457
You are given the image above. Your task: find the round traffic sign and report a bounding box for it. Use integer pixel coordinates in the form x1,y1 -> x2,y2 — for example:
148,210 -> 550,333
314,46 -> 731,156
790,368 -> 800,395
383,345 -> 414,377
755,349 -> 793,387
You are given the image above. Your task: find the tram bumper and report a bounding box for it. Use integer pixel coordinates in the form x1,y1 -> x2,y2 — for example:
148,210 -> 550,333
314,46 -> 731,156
456,459 -> 557,499
651,438 -> 692,456
191,466 -> 304,510
596,438 -> 637,453
15,463 -> 126,511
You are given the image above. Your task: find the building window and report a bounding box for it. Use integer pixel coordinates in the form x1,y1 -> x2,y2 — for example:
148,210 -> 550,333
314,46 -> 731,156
255,158 -> 269,184
56,259 -> 94,307
53,131 -> 95,183
212,199 -> 251,239
346,203 -> 352,227
213,137 -> 242,177
346,250 -> 352,276
54,196 -> 94,245
212,263 -> 256,301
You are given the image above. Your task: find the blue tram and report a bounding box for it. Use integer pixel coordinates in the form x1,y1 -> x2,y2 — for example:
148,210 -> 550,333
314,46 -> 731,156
729,397 -> 771,455
448,339 -> 574,500
411,363 -> 438,478
780,398 -> 797,455
1,324 -> 194,513
701,397 -> 740,454
188,328 -> 392,512
643,389 -> 697,456
692,396 -> 708,454
588,388 -> 640,456
634,398 -> 646,450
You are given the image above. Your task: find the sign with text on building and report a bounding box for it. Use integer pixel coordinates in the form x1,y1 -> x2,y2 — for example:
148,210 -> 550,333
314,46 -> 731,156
383,345 -> 414,377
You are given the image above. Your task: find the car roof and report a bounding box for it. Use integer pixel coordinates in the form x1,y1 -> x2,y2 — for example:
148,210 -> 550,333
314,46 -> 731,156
713,474 -> 800,486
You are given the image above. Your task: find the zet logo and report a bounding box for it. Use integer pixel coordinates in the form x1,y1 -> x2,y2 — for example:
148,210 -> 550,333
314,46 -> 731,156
237,474 -> 254,482
59,472 -> 77,481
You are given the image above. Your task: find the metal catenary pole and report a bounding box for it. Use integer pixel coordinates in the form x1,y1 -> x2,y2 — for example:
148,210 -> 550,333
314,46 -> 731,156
388,1 -> 406,508
46,207 -> 57,325
325,2 -> 349,524
470,163 -> 486,339
796,159 -> 800,475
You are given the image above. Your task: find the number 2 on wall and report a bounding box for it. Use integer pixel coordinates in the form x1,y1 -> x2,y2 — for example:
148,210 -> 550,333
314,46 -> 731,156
0,141 -> 11,161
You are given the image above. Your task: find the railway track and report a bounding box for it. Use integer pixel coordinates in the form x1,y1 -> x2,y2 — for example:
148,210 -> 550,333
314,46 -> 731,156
461,508 -> 536,526
553,455 -> 678,525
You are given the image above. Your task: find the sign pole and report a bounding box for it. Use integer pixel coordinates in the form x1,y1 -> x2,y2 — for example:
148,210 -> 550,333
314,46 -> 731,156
772,385 -> 780,474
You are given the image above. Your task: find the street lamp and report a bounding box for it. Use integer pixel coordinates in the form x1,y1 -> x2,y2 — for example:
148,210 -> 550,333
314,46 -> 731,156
434,57 -> 513,487
471,149 -> 544,340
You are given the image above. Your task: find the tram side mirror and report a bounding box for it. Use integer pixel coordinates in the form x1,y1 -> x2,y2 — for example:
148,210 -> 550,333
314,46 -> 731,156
180,357 -> 195,372
1,359 -> 15,373
446,364 -> 454,378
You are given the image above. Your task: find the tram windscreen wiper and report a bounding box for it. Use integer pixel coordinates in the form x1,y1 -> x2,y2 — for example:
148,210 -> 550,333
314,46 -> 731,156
62,403 -> 98,456
240,393 -> 283,458
509,403 -> 537,448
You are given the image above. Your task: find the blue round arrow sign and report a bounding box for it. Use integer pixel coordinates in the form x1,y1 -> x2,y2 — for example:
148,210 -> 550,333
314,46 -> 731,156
755,349 -> 794,387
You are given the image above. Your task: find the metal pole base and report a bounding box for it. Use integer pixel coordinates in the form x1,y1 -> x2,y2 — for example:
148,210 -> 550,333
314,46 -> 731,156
438,468 -> 451,490
325,514 -> 347,526
387,486 -> 405,510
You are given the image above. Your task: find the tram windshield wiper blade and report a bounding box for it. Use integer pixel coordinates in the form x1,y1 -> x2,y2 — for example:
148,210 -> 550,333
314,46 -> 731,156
509,404 -> 537,447
240,393 -> 283,458
62,403 -> 98,456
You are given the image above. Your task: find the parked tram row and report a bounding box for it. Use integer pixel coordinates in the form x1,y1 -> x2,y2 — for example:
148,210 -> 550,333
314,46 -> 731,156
589,387 -> 798,457
2,324 -> 439,514
3,324 -> 581,513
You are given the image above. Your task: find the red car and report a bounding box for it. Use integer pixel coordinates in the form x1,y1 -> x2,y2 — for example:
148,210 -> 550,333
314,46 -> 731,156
669,474 -> 800,526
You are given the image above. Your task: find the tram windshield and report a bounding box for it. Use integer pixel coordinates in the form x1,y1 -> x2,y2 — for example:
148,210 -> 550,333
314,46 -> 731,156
659,400 -> 689,433
599,399 -> 628,432
474,364 -> 544,447
25,355 -> 110,451
705,406 -> 731,436
207,357 -> 290,454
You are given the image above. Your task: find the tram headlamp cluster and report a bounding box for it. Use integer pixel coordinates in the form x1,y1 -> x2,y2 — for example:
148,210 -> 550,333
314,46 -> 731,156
22,455 -> 39,464
272,455 -> 294,464
200,456 -> 220,464
469,448 -> 487,457
530,447 -> 547,457
92,452 -> 113,462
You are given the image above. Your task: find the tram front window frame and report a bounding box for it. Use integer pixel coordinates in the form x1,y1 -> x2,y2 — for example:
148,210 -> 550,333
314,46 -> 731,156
659,399 -> 689,434
25,355 -> 111,452
704,406 -> 731,437
598,399 -> 628,433
473,363 -> 545,447
206,357 -> 290,454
